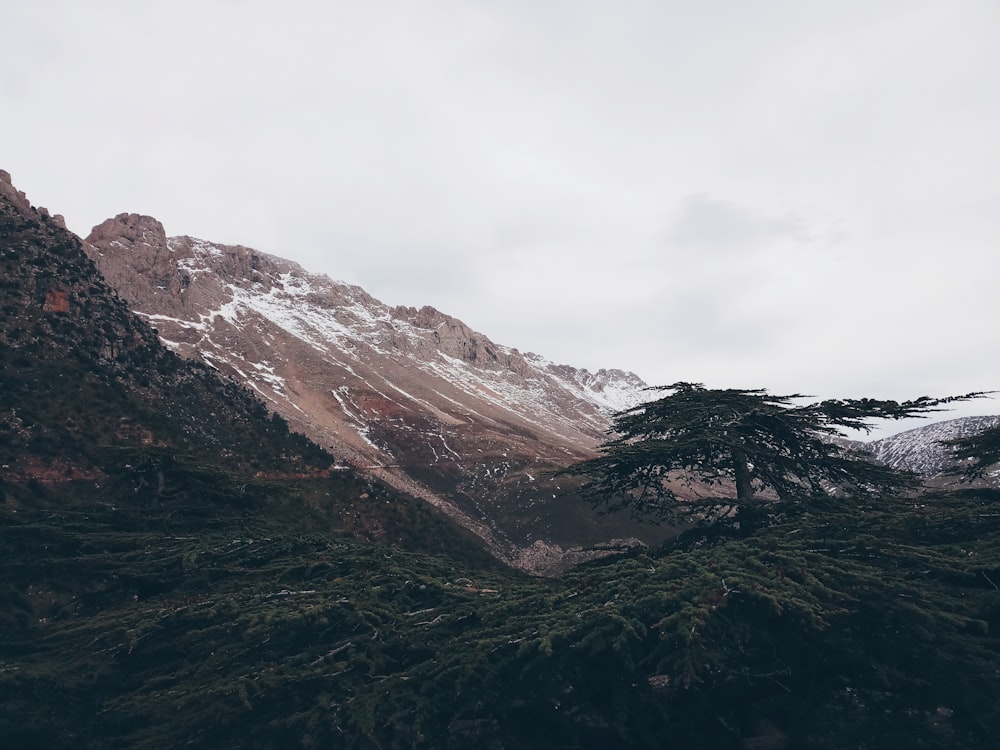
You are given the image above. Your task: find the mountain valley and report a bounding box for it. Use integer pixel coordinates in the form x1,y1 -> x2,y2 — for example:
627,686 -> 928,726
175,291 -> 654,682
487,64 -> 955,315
3,170 -> 1000,749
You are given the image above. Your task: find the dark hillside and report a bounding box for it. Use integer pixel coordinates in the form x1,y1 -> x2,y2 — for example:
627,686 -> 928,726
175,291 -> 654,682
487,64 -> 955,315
0,172 -> 329,478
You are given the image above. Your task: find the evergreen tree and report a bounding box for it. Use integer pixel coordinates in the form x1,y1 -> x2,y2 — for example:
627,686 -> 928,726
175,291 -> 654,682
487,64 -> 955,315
561,382 -> 982,519
944,421 -> 1000,480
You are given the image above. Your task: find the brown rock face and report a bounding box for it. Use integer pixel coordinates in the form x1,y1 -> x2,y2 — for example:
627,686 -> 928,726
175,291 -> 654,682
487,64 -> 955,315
86,214 -> 179,302
84,216 -> 667,570
43,288 -> 71,313
0,170 -> 33,217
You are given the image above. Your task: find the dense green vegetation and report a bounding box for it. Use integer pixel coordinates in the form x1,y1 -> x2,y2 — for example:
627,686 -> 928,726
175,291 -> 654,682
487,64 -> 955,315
3,470 -> 999,748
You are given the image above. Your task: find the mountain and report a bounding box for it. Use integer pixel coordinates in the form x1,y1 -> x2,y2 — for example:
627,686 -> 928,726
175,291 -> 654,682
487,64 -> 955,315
0,171 -> 336,481
865,416 -> 1000,480
83,214 -> 665,570
5,171 -> 1000,749
0,169 -> 492,564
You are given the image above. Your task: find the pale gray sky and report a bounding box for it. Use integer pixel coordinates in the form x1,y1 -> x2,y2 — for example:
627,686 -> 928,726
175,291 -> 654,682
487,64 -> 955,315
3,1 -> 999,434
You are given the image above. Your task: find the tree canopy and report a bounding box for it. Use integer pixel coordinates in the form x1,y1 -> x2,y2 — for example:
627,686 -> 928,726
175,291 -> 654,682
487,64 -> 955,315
945,421 -> 1000,480
562,382 -> 983,520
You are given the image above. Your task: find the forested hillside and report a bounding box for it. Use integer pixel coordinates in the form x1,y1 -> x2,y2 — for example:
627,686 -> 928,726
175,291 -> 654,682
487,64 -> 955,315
4,479 -> 999,748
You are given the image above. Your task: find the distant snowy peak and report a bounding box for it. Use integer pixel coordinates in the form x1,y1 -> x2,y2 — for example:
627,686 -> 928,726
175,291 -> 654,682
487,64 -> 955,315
865,415 -> 1000,477
525,354 -> 648,415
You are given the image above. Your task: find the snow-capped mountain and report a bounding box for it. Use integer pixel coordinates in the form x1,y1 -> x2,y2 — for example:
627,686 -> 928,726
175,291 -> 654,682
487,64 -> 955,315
84,214 -> 656,570
865,415 -> 1000,479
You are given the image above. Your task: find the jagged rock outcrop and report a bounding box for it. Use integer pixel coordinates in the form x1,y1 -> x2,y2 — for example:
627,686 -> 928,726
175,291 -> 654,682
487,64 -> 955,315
0,170 -> 31,215
0,170 -> 66,228
83,214 -> 663,568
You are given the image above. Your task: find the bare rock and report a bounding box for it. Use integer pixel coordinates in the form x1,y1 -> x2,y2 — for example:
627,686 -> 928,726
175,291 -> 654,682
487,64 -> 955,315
0,170 -> 36,217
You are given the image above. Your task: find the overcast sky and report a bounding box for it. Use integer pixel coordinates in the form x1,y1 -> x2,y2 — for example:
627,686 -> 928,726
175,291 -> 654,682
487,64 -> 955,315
3,1 -> 999,435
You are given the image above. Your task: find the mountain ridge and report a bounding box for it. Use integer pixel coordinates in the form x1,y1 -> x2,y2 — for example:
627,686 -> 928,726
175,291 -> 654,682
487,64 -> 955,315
865,414 -> 1000,479
83,212 -> 662,570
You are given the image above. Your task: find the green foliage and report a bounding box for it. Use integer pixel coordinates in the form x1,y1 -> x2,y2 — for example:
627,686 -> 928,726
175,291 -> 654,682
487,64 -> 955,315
2,473 -> 999,748
560,382 -> 983,520
944,422 -> 1000,480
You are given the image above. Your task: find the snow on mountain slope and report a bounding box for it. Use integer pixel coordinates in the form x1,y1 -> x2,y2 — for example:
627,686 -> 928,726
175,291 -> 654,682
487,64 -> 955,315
83,214 -> 657,571
865,415 -> 1000,478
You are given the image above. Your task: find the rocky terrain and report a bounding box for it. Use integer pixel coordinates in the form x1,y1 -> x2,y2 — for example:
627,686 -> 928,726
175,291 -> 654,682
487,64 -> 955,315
84,214 -> 662,570
865,415 -> 1000,479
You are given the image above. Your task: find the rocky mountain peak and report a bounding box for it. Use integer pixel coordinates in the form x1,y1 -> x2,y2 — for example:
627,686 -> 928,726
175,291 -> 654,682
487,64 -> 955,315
84,214 -> 182,308
0,170 -> 65,227
87,213 -> 168,249
0,170 -> 32,216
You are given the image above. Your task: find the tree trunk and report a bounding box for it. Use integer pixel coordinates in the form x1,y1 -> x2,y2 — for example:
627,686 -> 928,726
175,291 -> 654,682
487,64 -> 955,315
731,447 -> 754,502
